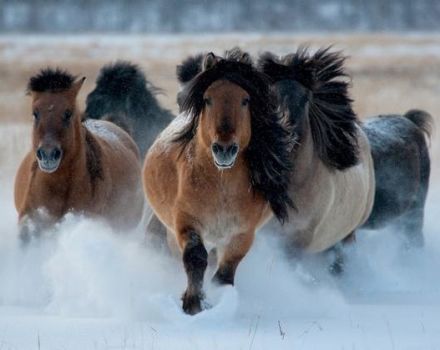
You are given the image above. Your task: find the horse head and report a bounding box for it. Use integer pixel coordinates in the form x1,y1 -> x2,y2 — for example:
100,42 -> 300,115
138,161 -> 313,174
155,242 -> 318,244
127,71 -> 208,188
27,68 -> 85,173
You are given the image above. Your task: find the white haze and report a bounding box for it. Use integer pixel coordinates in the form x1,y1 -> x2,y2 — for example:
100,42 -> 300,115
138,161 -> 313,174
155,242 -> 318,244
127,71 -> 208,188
0,179 -> 439,349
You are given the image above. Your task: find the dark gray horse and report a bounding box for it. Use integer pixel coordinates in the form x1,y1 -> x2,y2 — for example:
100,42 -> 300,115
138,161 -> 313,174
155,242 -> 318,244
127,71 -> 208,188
362,110 -> 432,247
85,61 -> 173,157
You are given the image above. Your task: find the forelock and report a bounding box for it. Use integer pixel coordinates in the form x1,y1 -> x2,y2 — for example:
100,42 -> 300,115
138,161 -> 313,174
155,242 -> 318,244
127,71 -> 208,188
27,68 -> 76,93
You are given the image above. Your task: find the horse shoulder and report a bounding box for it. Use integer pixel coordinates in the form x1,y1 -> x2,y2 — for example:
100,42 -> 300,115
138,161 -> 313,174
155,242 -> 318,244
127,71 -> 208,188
310,128 -> 375,252
143,137 -> 180,228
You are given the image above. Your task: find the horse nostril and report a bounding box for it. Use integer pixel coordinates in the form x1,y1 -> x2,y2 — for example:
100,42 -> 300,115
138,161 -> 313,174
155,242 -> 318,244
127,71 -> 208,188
51,148 -> 61,160
227,144 -> 239,156
36,148 -> 45,161
212,143 -> 224,155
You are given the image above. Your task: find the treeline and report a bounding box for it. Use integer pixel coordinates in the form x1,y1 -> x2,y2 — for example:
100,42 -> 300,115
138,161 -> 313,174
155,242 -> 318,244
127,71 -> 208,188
1,0 -> 439,33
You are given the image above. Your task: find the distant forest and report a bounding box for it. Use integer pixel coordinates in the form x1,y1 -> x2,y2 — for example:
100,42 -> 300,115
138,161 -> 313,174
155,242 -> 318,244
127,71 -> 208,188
1,0 -> 439,33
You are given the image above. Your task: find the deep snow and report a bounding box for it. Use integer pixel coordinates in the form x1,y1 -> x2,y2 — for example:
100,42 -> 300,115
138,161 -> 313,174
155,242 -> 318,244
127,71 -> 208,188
0,180 -> 439,349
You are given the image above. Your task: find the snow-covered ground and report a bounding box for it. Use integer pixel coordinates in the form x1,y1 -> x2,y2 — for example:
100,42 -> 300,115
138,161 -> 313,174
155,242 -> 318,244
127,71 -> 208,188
0,183 -> 439,349
0,34 -> 439,349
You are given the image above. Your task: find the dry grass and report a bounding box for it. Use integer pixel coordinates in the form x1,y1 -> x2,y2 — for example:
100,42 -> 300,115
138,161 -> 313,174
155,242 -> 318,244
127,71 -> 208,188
0,33 -> 439,180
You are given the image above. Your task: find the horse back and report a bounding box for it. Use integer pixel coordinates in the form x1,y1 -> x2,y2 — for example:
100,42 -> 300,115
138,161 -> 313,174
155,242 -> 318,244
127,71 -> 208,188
84,119 -> 140,161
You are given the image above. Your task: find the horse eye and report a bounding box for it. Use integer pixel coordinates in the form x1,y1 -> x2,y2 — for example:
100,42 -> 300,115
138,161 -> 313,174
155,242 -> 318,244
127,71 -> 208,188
63,110 -> 73,120
33,111 -> 40,120
204,98 -> 212,107
241,98 -> 250,107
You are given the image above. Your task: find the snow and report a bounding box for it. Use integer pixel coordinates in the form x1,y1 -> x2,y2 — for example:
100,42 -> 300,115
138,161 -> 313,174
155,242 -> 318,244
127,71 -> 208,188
0,178 -> 439,349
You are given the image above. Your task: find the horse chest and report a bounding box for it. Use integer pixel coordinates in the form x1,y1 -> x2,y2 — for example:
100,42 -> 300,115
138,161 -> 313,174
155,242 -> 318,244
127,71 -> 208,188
184,173 -> 251,246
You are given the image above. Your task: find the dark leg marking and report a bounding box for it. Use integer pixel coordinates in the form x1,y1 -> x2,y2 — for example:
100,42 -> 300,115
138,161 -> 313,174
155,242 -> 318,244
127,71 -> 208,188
182,231 -> 208,315
328,231 -> 356,276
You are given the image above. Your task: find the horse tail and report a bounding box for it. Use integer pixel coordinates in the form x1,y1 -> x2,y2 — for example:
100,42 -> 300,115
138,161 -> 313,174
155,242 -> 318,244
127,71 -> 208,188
85,61 -> 173,156
404,109 -> 433,142
259,46 -> 359,170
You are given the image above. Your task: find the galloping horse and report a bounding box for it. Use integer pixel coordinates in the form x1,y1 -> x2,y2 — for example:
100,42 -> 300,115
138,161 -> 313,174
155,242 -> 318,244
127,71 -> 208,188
259,48 -> 375,256
85,61 -> 173,157
143,48 -> 292,314
362,110 -> 432,247
15,68 -> 144,241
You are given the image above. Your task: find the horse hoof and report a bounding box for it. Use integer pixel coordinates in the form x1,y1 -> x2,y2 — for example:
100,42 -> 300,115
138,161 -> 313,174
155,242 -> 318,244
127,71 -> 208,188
329,256 -> 344,276
182,292 -> 203,315
212,270 -> 234,286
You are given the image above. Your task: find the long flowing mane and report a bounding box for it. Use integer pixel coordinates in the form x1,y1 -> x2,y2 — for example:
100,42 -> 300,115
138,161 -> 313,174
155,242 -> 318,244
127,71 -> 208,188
259,47 -> 360,170
174,49 -> 293,222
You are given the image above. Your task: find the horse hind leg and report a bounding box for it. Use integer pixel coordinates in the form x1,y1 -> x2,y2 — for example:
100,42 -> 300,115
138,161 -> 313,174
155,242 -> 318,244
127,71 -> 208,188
399,197 -> 426,249
400,140 -> 430,249
328,231 -> 356,276
212,231 -> 254,285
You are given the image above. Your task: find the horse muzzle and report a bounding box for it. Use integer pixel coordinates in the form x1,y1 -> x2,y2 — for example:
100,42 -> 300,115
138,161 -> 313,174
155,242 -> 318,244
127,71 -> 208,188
36,145 -> 63,173
211,142 -> 239,170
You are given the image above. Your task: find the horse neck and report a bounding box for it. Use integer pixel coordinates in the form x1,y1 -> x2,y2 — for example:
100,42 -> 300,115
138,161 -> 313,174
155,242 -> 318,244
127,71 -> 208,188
291,115 -> 319,185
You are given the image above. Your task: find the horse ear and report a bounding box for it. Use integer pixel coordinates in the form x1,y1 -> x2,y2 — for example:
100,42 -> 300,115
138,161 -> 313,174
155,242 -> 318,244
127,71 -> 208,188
71,77 -> 86,96
239,52 -> 252,64
202,52 -> 219,71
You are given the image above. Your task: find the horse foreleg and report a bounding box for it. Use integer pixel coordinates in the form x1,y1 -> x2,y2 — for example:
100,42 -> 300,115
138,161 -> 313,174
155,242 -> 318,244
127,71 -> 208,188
178,229 -> 208,315
18,211 -> 52,246
212,231 -> 254,285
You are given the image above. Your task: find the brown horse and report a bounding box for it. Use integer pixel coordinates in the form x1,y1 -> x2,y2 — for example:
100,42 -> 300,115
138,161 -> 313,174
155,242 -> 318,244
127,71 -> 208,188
15,68 -> 144,241
143,48 -> 292,314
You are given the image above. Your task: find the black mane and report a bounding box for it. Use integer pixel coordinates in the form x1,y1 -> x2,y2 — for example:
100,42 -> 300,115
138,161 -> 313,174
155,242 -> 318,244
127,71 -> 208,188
85,61 -> 173,156
176,54 -> 204,84
27,68 -> 76,93
175,49 -> 293,222
259,47 -> 359,170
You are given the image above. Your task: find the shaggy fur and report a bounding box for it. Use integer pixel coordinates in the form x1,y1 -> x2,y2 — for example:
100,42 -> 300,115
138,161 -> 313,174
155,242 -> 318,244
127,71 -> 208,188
85,61 -> 173,156
259,47 -> 360,170
176,54 -> 204,84
27,68 -> 76,93
362,109 -> 432,246
174,49 -> 293,222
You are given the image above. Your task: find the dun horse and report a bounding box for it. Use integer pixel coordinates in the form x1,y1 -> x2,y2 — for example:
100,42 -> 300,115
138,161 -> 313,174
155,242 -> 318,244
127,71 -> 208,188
85,61 -> 173,157
259,48 -> 375,260
15,68 -> 144,240
143,49 -> 292,314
